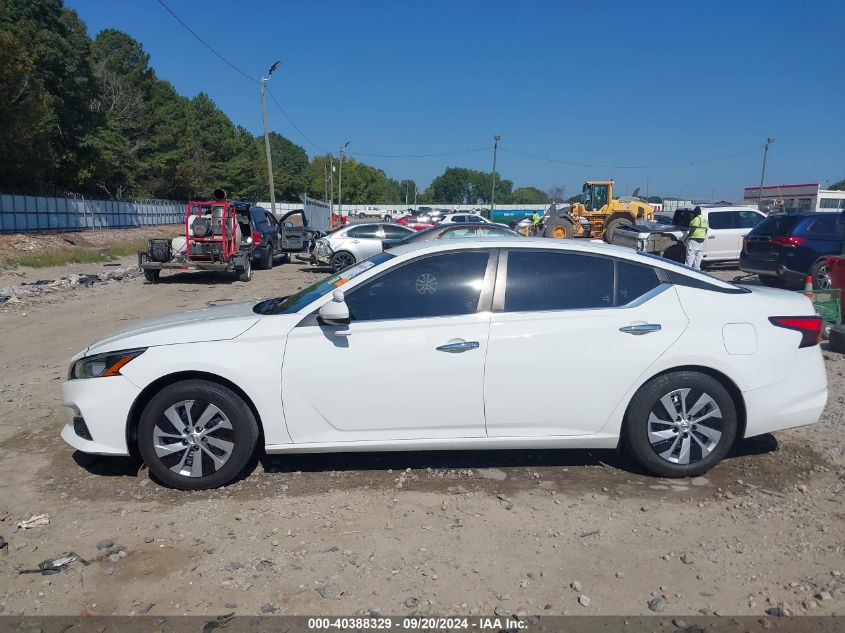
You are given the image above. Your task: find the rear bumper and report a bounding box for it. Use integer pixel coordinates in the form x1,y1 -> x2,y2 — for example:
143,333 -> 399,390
742,346 -> 827,438
740,256 -> 805,282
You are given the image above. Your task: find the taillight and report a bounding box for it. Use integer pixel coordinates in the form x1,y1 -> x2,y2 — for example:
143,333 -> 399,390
252,230 -> 262,246
769,316 -> 822,348
770,236 -> 806,247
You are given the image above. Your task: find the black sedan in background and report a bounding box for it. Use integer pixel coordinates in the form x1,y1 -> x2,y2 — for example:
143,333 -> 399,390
382,223 -> 521,250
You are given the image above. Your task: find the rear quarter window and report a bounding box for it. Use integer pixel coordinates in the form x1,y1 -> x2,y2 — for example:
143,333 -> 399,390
803,216 -> 838,235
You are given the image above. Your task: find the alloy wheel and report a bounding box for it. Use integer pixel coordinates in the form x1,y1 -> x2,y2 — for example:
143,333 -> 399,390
815,264 -> 831,290
152,400 -> 235,478
647,388 -> 723,465
332,253 -> 354,271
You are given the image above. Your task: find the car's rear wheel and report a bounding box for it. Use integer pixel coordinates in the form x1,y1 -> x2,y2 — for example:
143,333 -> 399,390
256,244 -> 273,270
138,380 -> 259,490
236,257 -> 252,282
330,251 -> 355,272
810,259 -> 831,290
623,371 -> 737,478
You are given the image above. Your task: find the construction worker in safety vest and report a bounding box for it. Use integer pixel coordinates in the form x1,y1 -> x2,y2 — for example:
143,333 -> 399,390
685,206 -> 708,270
531,211 -> 541,236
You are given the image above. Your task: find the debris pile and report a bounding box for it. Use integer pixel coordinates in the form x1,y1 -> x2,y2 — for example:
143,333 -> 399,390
0,267 -> 142,307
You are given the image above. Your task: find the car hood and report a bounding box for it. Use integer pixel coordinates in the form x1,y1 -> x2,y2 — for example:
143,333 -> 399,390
79,301 -> 263,358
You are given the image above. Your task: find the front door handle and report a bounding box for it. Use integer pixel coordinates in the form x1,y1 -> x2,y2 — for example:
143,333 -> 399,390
436,340 -> 480,353
708,235 -> 716,239
619,323 -> 661,335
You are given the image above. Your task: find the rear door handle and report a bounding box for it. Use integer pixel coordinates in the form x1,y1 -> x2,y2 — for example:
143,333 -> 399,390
619,324 -> 661,335
436,340 -> 480,353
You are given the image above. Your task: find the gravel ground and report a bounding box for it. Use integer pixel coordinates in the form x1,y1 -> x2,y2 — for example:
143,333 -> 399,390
0,252 -> 842,617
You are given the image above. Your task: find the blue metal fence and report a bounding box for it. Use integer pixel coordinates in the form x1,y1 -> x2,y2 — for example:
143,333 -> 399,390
0,193 -> 184,233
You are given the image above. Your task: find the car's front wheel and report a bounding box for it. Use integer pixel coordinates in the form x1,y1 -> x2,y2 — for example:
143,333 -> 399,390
138,380 -> 259,490
330,251 -> 355,272
623,371 -> 737,478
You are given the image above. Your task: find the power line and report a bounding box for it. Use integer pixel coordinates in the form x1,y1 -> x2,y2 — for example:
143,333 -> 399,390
265,88 -> 329,154
155,0 -> 330,153
351,146 -> 492,159
155,0 -> 258,85
498,145 -> 762,169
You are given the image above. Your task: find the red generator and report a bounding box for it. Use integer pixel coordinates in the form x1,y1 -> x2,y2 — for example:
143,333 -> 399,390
139,189 -> 254,283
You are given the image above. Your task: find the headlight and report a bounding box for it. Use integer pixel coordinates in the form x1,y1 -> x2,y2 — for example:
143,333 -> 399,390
69,348 -> 146,380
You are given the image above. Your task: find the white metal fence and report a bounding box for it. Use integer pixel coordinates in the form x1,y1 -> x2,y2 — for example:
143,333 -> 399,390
0,193 -> 184,233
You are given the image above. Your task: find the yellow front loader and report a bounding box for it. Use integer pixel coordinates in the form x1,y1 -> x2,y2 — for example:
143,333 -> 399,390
543,181 -> 654,242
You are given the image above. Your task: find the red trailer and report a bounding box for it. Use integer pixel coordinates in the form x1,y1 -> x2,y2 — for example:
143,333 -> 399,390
138,189 -> 254,283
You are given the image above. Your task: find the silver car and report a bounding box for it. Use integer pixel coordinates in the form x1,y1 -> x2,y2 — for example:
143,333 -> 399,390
314,223 -> 415,272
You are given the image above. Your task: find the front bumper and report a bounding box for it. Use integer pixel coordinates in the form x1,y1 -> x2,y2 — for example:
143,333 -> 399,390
60,376 -> 141,455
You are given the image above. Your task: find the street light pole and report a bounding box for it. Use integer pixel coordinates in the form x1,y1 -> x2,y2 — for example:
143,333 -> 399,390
490,134 -> 501,214
260,60 -> 281,215
338,141 -> 350,222
758,137 -> 775,211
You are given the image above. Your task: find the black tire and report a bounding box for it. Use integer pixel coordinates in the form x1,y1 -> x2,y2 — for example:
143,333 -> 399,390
661,243 -> 685,263
810,259 -> 831,290
544,218 -> 576,239
330,251 -> 355,272
256,244 -> 273,270
137,380 -> 259,490
383,215 -> 392,222
623,371 -> 738,478
143,269 -> 160,283
603,217 -> 632,243
829,325 -> 845,354
759,275 -> 786,288
358,212 -> 366,219
236,257 -> 252,282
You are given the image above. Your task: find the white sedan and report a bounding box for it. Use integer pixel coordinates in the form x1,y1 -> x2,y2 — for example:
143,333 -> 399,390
62,239 -> 827,490
313,222 -> 415,271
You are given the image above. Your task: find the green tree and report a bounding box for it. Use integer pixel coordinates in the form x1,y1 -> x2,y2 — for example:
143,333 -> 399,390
0,29 -> 49,188
257,132 -> 309,201
0,0 -> 102,191
511,187 -> 549,204
830,179 -> 845,191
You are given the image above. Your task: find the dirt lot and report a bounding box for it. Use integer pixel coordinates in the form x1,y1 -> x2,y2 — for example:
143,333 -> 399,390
0,245 -> 843,618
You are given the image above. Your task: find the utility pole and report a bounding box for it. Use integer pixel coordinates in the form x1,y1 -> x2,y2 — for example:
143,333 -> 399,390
758,137 -> 775,211
413,183 -> 417,210
490,134 -> 501,213
329,157 -> 335,222
338,141 -> 350,222
259,60 -> 281,215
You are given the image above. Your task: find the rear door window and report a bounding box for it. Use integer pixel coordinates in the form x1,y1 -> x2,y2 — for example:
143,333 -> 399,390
504,251 -> 614,312
346,225 -> 382,239
616,261 -> 661,305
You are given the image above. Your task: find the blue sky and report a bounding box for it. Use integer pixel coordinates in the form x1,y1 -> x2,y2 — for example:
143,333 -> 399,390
68,0 -> 844,200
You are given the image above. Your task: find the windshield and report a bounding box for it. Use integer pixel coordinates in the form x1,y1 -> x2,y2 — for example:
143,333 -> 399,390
254,252 -> 395,315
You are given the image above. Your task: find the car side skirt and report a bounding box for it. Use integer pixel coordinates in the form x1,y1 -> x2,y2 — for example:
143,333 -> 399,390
265,434 -> 620,454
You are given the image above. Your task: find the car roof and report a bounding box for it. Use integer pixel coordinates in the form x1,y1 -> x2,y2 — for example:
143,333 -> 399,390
386,237 -> 740,289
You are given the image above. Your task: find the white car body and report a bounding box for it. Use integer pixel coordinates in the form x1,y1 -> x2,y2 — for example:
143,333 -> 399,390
313,222 -> 414,268
438,213 -> 492,225
62,239 -> 827,487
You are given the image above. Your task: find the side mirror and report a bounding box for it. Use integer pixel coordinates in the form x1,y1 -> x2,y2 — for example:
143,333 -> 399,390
318,289 -> 350,325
